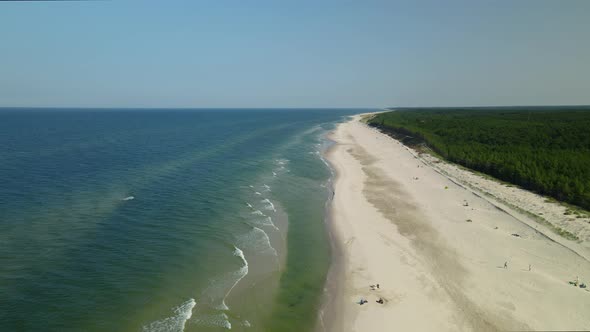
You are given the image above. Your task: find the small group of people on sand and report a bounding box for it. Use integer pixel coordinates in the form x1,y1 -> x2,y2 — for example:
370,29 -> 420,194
570,276 -> 587,289
358,297 -> 384,305
358,283 -> 384,305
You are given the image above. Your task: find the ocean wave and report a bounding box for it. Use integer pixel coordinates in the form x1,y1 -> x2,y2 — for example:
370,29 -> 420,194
319,155 -> 333,175
246,198 -> 277,229
222,247 -> 249,309
142,298 -> 196,332
263,216 -> 279,230
200,247 -> 249,311
236,227 -> 278,256
272,167 -> 289,177
251,210 -> 265,216
247,212 -> 278,231
262,184 -> 271,192
192,312 -> 231,330
261,199 -> 276,212
272,159 -> 290,176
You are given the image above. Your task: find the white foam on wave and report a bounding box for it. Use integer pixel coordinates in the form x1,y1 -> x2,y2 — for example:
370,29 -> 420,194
255,191 -> 261,195
247,203 -> 278,229
261,199 -> 276,212
142,298 -> 196,332
248,210 -> 279,230
193,312 -> 232,330
122,196 -> 135,201
220,247 -> 249,310
234,246 -> 247,264
273,159 -> 290,174
236,227 -> 278,256
199,247 -> 249,311
221,247 -> 249,309
319,155 -> 333,176
264,216 -> 279,230
263,184 -> 271,192
251,210 -> 265,216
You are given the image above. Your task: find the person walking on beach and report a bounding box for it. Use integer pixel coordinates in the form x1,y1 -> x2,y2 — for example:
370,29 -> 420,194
504,261 -> 508,269
528,264 -> 531,271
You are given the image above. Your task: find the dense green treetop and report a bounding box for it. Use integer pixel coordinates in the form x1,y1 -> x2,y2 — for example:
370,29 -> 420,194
368,107 -> 590,210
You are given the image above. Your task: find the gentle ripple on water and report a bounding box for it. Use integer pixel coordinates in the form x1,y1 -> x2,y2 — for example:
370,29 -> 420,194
0,108 -> 361,331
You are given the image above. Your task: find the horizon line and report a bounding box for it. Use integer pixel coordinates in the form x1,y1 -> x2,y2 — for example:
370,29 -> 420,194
1,104 -> 590,110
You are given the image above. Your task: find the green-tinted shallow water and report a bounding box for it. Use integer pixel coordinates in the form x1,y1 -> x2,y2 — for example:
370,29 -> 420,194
0,109 -> 361,331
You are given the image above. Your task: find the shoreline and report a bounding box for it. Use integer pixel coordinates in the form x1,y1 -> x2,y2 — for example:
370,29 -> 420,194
316,135 -> 348,332
320,114 -> 590,331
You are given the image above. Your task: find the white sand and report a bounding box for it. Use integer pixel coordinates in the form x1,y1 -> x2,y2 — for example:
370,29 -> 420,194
321,115 -> 590,331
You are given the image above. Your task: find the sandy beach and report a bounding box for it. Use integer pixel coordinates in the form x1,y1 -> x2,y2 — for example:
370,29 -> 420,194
321,114 -> 590,331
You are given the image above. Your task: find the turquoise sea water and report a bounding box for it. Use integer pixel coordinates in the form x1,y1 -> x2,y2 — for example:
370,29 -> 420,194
0,109 -> 361,332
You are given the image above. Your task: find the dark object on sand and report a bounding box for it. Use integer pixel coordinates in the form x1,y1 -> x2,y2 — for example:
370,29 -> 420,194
466,219 -> 472,222
376,298 -> 384,304
359,298 -> 368,305
511,233 -> 520,237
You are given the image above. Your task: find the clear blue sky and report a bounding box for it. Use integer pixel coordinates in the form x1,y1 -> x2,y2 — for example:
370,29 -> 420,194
1,0 -> 589,108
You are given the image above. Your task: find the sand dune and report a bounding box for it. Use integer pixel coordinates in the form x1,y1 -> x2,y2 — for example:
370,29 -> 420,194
321,115 -> 590,331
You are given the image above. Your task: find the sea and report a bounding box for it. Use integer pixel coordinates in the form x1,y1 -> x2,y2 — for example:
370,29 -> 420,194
0,108 -> 363,332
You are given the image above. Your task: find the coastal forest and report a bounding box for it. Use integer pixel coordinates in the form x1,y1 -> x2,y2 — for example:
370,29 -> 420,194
368,107 -> 590,210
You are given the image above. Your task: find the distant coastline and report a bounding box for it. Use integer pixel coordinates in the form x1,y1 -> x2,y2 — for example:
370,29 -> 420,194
382,105 -> 590,111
